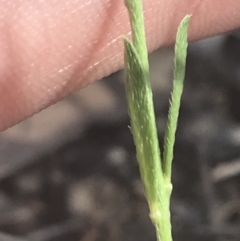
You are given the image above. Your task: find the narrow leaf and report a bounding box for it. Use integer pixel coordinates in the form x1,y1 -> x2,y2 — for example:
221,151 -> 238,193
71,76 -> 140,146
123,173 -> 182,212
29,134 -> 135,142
124,37 -> 164,203
163,15 -> 191,182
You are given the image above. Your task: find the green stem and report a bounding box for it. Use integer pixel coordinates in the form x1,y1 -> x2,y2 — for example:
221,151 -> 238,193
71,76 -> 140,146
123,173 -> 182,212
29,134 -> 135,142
124,0 -> 164,205
124,0 -> 149,69
124,38 -> 173,241
124,1 -> 191,241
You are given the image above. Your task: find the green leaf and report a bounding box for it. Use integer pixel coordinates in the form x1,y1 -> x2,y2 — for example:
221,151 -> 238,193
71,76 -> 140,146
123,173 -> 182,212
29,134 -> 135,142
163,15 -> 191,183
124,37 -> 164,204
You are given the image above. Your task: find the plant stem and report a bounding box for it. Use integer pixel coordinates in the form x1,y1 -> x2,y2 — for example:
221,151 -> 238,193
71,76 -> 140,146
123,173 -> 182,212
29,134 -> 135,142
124,0 -> 149,70
124,0 -> 164,205
124,1 -> 190,241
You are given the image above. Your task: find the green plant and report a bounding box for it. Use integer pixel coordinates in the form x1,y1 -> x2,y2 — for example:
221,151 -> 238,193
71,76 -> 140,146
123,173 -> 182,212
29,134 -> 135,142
124,1 -> 190,241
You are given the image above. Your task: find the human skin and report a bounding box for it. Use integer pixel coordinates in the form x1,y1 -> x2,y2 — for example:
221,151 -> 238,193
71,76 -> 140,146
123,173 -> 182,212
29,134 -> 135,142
0,0 -> 240,131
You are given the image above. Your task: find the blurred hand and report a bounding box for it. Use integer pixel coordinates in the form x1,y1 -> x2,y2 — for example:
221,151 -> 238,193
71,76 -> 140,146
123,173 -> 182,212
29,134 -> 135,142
0,0 -> 240,130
